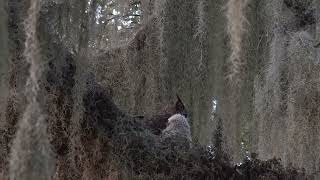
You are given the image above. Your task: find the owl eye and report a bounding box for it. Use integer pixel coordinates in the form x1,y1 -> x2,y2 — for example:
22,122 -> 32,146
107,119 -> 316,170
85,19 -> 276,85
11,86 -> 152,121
182,112 -> 187,118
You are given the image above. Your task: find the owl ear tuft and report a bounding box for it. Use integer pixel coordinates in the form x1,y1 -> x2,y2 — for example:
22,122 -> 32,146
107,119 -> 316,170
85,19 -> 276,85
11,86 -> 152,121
175,95 -> 187,117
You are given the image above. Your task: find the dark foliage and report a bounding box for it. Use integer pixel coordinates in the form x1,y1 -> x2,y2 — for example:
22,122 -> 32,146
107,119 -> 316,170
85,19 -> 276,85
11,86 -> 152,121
284,0 -> 316,27
236,154 -> 307,180
44,46 -> 76,156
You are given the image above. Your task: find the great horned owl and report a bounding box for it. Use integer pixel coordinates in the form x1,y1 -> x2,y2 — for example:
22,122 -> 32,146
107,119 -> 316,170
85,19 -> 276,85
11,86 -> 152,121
142,95 -> 188,135
161,114 -> 192,150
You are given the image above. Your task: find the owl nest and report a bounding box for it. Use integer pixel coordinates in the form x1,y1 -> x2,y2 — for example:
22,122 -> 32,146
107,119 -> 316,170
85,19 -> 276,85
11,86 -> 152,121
76,79 -> 307,180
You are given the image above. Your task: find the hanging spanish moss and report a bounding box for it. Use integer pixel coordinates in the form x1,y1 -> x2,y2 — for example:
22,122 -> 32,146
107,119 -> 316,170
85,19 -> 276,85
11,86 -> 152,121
226,0 -> 249,83
9,0 -> 55,179
0,0 -> 319,179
